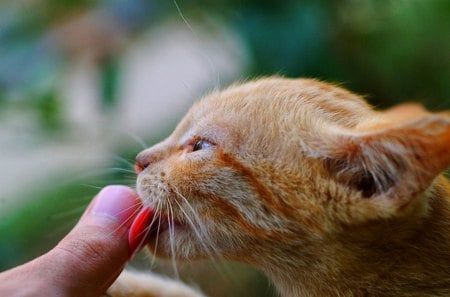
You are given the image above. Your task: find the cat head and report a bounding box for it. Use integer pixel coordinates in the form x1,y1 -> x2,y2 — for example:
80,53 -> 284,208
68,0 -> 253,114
135,77 -> 450,265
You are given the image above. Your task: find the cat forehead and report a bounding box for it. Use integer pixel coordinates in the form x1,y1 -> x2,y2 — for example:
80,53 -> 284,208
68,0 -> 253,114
186,78 -> 373,130
168,77 -> 379,164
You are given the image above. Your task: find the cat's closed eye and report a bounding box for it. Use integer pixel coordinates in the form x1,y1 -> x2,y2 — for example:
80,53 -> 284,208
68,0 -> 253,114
192,139 -> 214,152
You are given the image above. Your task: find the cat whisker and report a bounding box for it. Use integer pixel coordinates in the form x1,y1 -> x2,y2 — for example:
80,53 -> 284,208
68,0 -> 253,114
103,167 -> 136,174
148,200 -> 162,268
114,200 -> 144,217
49,205 -> 88,220
126,133 -> 149,150
171,194 -> 234,280
151,202 -> 163,268
107,128 -> 149,150
68,167 -> 133,182
79,184 -> 105,191
107,203 -> 142,237
90,176 -> 135,186
173,0 -> 221,90
111,155 -> 137,168
172,186 -> 218,253
171,192 -> 218,259
167,199 -> 180,279
172,186 -> 237,281
132,201 -> 162,254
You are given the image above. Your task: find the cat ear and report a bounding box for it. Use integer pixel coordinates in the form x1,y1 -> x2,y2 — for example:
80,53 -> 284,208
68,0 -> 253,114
305,109 -> 450,208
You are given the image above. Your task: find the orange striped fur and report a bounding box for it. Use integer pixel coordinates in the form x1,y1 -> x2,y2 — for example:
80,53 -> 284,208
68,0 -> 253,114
110,77 -> 450,297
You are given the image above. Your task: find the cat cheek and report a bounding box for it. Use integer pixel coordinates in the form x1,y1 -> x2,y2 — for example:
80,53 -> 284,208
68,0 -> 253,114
136,173 -> 167,203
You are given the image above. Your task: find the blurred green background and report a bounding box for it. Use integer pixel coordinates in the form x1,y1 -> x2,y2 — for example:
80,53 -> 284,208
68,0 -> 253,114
0,0 -> 449,296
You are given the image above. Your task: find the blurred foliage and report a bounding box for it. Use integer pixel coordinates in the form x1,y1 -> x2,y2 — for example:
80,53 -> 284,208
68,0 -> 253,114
178,0 -> 450,107
100,55 -> 121,109
0,145 -> 139,270
0,0 -> 448,128
0,182 -> 92,270
0,0 -> 449,295
0,0 -> 169,128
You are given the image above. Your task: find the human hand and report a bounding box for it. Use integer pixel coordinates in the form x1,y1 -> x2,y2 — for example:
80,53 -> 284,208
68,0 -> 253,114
0,185 -> 141,297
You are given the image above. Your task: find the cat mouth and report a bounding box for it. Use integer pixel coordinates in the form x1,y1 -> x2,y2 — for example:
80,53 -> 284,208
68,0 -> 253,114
128,206 -> 187,255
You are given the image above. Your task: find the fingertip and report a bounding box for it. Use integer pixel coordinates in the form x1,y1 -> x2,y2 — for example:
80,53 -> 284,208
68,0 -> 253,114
89,185 -> 141,226
47,185 -> 143,296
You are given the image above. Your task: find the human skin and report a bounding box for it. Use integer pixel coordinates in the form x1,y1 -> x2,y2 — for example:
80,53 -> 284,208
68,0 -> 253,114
0,185 -> 141,297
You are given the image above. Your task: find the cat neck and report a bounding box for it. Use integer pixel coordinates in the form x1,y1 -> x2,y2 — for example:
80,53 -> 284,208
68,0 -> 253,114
260,176 -> 450,297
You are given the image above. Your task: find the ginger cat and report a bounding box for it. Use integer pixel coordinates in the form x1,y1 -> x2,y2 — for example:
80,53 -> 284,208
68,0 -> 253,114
109,77 -> 450,297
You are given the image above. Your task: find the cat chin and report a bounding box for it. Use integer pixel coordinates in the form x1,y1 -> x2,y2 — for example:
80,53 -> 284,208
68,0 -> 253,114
144,225 -> 203,260
145,243 -> 203,261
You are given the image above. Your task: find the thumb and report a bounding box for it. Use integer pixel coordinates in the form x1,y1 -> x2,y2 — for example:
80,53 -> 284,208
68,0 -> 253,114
45,185 -> 141,296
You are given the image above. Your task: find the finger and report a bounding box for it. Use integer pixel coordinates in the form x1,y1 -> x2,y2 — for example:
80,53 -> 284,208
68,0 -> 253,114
43,185 -> 141,297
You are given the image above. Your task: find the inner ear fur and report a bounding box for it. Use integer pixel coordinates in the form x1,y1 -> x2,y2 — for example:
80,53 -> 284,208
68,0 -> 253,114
323,157 -> 398,198
307,112 -> 450,205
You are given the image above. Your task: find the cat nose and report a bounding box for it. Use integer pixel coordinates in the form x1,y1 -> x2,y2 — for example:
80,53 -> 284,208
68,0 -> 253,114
135,149 -> 161,174
135,153 -> 151,175
134,160 -> 147,175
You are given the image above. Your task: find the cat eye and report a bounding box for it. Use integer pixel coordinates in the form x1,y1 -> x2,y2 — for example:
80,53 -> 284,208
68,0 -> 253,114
192,139 -> 213,152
